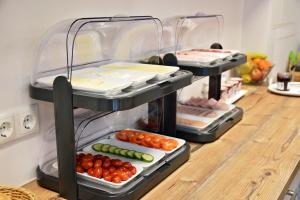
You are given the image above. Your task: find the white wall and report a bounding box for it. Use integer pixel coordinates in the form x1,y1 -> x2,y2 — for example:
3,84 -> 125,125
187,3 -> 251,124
0,0 -> 244,185
241,0 -> 300,78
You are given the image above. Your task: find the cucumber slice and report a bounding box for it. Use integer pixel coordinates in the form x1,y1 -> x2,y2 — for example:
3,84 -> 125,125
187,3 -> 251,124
126,150 -> 135,158
142,153 -> 154,162
134,152 -> 142,160
109,146 -> 117,154
114,148 -> 122,155
101,144 -> 111,153
120,149 -> 128,156
92,143 -> 103,152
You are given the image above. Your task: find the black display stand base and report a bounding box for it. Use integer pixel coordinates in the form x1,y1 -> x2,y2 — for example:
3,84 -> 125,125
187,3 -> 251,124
36,143 -> 190,200
176,107 -> 243,143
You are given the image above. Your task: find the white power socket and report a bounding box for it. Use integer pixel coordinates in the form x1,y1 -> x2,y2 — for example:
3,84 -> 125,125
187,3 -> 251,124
0,104 -> 39,146
15,104 -> 39,136
0,116 -> 15,144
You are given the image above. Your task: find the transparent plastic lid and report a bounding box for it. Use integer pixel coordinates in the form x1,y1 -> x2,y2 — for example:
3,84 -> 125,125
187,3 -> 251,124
32,16 -> 163,85
161,13 -> 224,53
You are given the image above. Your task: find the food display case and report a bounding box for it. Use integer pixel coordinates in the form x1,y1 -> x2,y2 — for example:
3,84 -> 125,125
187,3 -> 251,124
157,14 -> 246,142
30,16 -> 193,200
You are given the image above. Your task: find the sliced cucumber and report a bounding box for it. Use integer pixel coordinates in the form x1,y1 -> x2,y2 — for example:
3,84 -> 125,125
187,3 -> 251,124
109,146 -> 117,154
142,153 -> 154,162
114,148 -> 122,155
101,144 -> 111,153
134,152 -> 142,160
126,150 -> 135,158
120,149 -> 128,156
92,143 -> 103,152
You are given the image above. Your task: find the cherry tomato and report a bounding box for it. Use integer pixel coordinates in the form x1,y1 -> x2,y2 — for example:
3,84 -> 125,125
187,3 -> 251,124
102,159 -> 111,168
111,170 -> 120,177
111,175 -> 122,183
93,167 -> 102,178
117,166 -> 127,172
102,169 -> 110,177
108,166 -> 117,173
87,168 -> 94,176
94,160 -> 102,168
76,165 -> 84,173
103,174 -> 112,182
161,139 -> 178,151
125,170 -> 133,178
93,154 -> 103,160
112,159 -> 123,167
81,160 -> 93,170
129,166 -> 137,175
77,153 -> 85,159
122,162 -> 132,169
82,154 -> 94,162
101,156 -> 110,161
119,171 -> 129,181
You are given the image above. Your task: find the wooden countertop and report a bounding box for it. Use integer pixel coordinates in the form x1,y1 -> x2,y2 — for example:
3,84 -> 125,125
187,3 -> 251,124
23,86 -> 300,200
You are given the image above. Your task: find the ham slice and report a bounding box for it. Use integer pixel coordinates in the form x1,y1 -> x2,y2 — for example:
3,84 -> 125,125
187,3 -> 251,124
181,97 -> 230,111
177,117 -> 207,127
177,105 -> 218,118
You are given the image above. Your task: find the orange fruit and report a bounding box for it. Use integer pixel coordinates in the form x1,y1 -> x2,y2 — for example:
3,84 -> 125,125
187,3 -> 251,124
253,58 -> 263,66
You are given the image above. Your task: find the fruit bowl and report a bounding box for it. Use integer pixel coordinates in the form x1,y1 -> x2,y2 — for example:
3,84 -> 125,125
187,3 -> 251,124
236,53 -> 273,85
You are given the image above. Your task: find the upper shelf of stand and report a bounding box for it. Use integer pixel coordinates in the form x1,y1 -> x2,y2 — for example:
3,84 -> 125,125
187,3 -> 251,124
155,14 -> 246,76
30,16 -> 192,111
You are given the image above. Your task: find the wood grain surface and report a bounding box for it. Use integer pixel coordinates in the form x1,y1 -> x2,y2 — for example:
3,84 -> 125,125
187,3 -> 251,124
23,86 -> 300,200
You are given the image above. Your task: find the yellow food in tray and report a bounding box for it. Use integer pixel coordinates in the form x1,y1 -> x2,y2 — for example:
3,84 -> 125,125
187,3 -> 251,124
100,62 -> 179,75
70,76 -> 131,93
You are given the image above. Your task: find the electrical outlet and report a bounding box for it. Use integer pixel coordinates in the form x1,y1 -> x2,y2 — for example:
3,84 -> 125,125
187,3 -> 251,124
15,104 -> 39,136
0,116 -> 15,144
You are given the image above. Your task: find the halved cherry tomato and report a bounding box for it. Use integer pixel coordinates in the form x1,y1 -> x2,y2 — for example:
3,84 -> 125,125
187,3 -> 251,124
116,131 -> 128,141
150,137 -> 161,148
134,133 -> 145,144
161,139 -> 178,151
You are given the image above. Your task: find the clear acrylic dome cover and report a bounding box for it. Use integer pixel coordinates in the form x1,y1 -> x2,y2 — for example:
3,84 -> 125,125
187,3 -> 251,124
161,14 -> 224,53
32,16 -> 163,85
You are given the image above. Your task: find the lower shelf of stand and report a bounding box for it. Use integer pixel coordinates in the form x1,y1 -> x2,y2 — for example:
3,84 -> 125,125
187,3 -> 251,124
176,107 -> 243,143
30,70 -> 192,111
36,143 -> 190,200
